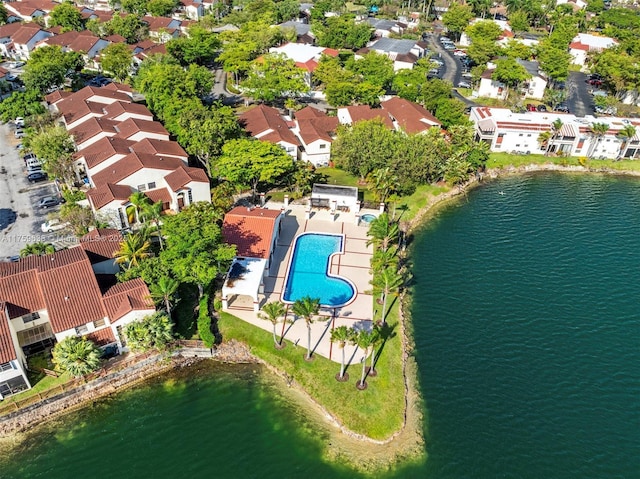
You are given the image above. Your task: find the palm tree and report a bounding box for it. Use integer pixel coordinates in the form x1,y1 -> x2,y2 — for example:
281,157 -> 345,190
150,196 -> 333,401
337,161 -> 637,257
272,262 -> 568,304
588,122 -> 609,158
617,124 -> 637,159
259,301 -> 287,348
20,242 -> 55,257
141,200 -> 164,249
370,246 -> 399,274
292,296 -> 320,360
366,213 -> 399,253
371,267 -> 404,324
538,131 -> 552,154
128,191 -> 150,225
367,167 -> 399,207
52,336 -> 102,377
330,325 -> 352,381
355,330 -> 375,390
149,276 -> 180,318
114,232 -> 151,270
545,119 -> 563,156
123,312 -> 173,352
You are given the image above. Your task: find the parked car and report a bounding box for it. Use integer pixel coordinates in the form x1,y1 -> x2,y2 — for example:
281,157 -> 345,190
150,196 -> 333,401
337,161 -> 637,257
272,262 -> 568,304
41,219 -> 69,233
14,129 -> 25,139
431,59 -> 444,66
462,72 -> 473,79
15,117 -> 24,127
439,36 -> 450,42
27,165 -> 43,175
588,79 -> 603,86
16,143 -> 24,150
27,171 -> 48,183
526,103 -> 537,112
556,103 -> 570,113
536,104 -> 547,112
23,153 -> 36,161
37,196 -> 60,209
453,49 -> 467,57
26,159 -> 42,171
457,81 -> 472,89
443,43 -> 456,50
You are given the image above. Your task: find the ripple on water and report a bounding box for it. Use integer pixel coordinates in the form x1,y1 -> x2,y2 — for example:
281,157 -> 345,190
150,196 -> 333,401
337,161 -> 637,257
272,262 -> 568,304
412,172 -> 640,479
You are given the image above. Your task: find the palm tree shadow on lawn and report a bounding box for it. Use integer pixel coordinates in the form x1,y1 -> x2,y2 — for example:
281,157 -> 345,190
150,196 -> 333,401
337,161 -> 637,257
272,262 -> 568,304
310,317 -> 333,357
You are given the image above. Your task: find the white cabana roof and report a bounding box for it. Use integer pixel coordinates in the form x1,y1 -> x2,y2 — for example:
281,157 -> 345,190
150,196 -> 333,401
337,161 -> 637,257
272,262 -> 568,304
222,257 -> 267,302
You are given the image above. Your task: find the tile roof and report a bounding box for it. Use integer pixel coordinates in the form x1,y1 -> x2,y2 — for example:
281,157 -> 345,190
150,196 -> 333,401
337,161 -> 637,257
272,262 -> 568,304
103,82 -> 134,94
85,326 -> 116,346
239,105 -> 300,146
164,165 -> 209,191
70,116 -> 119,145
55,86 -> 132,124
0,304 -> 17,363
381,97 -> 441,133
0,22 -> 41,39
80,228 -> 124,264
145,187 -> 172,205
91,151 -> 185,187
222,206 -> 281,259
12,25 -> 47,44
341,105 -> 394,128
0,248 -> 107,333
0,269 -> 45,320
114,118 -> 169,140
79,136 -> 134,169
102,278 -> 153,322
102,101 -> 153,121
44,90 -> 72,105
297,116 -> 339,144
86,182 -> 133,209
131,138 -> 188,158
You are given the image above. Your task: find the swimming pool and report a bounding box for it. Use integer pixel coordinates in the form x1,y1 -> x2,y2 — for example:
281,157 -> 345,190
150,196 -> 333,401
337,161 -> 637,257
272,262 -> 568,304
282,233 -> 356,307
360,213 -> 377,224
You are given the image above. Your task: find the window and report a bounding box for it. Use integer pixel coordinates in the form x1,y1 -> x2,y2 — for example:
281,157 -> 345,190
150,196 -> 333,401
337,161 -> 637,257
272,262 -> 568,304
75,325 -> 89,335
148,182 -> 156,189
187,189 -> 193,203
527,134 -> 531,137
319,144 -> 326,149
519,134 -> 523,137
22,312 -> 40,324
0,362 -> 14,372
94,318 -> 106,328
137,184 -> 146,191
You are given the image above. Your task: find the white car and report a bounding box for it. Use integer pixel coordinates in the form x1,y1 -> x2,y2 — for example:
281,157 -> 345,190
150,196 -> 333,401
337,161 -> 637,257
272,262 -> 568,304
15,117 -> 24,127
453,50 -> 467,57
41,219 -> 69,233
457,81 -> 472,89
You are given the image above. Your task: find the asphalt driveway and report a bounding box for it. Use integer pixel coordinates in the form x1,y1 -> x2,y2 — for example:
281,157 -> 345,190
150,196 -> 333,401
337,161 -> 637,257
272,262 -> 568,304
567,71 -> 591,117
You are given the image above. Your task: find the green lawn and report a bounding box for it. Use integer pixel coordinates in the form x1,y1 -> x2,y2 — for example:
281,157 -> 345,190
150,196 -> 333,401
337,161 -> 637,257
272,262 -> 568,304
173,284 -> 199,339
217,305 -> 405,440
488,152 -> 640,172
316,167 -> 376,203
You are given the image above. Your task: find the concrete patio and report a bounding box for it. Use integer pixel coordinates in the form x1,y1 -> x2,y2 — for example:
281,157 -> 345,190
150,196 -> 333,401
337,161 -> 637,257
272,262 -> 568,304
224,202 -> 378,364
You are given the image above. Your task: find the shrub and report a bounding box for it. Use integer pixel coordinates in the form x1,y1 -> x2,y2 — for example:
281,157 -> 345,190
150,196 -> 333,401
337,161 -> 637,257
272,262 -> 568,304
197,294 -> 215,348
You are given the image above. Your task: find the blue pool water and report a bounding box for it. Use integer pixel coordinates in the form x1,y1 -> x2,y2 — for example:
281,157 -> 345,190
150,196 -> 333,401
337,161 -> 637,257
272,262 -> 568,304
360,213 -> 377,224
283,233 -> 355,307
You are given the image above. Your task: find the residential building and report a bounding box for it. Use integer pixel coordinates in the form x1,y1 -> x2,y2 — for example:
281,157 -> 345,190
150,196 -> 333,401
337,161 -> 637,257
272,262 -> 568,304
0,245 -> 155,397
291,106 -> 339,166
239,104 -> 301,159
279,20 -> 315,44
477,60 -> 547,101
569,33 -> 618,67
358,38 -> 428,71
0,23 -> 53,60
221,206 -> 283,311
338,98 -> 441,133
268,42 -> 339,86
470,107 -> 640,159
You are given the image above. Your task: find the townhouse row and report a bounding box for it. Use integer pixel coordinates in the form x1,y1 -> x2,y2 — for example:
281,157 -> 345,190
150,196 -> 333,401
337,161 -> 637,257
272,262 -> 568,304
470,107 -> 640,159
46,84 -> 211,229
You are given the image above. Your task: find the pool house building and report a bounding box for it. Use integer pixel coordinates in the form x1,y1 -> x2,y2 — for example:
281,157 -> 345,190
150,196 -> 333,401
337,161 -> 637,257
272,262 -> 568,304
221,207 -> 283,311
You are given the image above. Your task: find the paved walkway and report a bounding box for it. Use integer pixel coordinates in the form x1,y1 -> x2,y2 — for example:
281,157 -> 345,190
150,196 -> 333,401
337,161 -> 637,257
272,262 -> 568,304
225,203 -> 378,364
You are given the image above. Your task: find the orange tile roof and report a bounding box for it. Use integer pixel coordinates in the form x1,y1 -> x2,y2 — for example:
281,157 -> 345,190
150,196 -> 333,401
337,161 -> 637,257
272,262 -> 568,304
164,165 -> 209,191
102,278 -> 153,322
12,25 -> 48,44
70,116 -> 119,145
80,228 -> 124,264
132,138 -> 188,158
145,187 -> 172,205
239,105 -> 300,146
79,136 -> 134,169
85,326 -> 116,346
0,22 -> 40,39
297,116 -> 338,144
44,90 -> 72,105
114,118 -> 169,140
0,304 -> 17,363
102,101 -> 153,121
381,97 -> 441,133
91,152 -> 185,187
0,248 -> 107,333
343,105 -> 394,128
222,206 -> 281,259
86,182 -> 133,209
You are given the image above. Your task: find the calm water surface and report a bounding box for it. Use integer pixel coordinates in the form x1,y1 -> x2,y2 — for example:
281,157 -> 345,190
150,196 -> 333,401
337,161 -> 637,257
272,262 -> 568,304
2,173 -> 638,478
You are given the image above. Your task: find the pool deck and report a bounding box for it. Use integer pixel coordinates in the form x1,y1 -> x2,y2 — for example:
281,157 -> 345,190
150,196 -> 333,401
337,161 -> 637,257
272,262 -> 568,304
224,202 -> 377,364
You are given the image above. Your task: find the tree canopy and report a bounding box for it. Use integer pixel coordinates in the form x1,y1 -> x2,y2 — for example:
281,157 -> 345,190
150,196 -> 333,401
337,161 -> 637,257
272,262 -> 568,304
100,43 -> 133,82
215,138 -> 295,199
242,53 -> 309,103
25,125 -> 76,185
49,1 -> 84,31
312,14 -> 372,50
22,46 -> 83,94
166,25 -> 221,66
442,3 -> 474,41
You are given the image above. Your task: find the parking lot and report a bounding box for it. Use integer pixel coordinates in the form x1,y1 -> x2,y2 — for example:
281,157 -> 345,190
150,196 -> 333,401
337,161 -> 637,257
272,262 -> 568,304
0,123 -> 66,260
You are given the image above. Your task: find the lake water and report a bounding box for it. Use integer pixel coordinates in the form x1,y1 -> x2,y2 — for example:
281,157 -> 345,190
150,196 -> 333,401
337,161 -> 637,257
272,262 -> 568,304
2,173 -> 638,478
